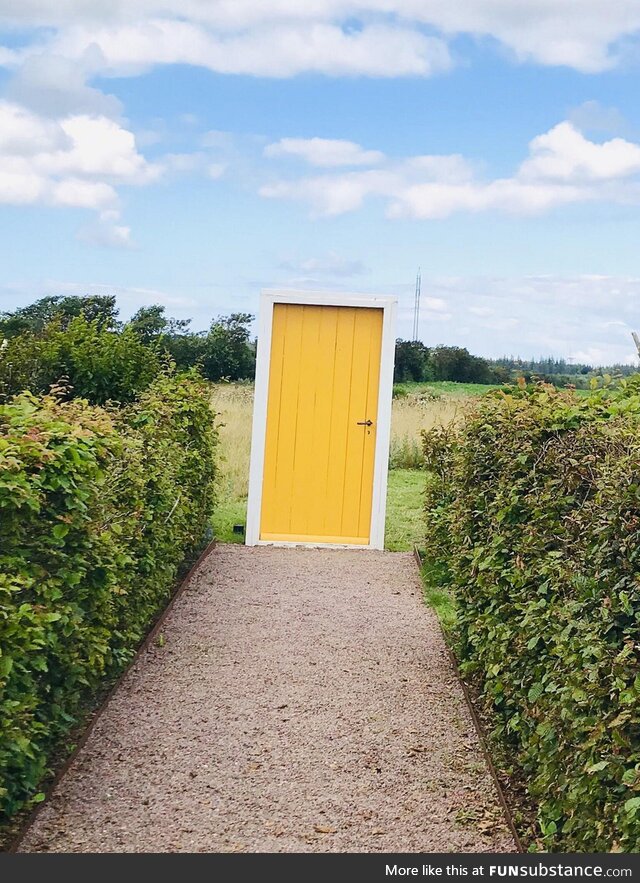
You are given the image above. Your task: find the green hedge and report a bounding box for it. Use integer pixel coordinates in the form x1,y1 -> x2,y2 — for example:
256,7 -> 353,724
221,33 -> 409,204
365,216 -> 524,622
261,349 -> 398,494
423,380 -> 640,852
0,371 -> 216,822
0,316 -> 160,404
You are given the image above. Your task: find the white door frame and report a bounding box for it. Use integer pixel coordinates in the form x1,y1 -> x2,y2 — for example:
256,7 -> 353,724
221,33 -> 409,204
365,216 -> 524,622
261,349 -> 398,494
245,289 -> 397,550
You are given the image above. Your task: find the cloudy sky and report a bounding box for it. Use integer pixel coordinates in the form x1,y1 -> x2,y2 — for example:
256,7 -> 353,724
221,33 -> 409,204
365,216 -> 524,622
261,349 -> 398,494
1,2 -> 640,364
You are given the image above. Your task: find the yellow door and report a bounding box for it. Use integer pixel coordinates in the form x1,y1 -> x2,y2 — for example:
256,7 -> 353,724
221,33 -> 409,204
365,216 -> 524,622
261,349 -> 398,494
260,303 -> 383,545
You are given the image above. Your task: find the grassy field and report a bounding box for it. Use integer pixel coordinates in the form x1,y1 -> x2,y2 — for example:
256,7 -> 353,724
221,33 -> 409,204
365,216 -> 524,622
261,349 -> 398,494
384,469 -> 425,551
210,383 -> 253,544
210,380 -> 486,550
394,380 -> 500,398
389,388 -> 470,469
396,379 -> 594,398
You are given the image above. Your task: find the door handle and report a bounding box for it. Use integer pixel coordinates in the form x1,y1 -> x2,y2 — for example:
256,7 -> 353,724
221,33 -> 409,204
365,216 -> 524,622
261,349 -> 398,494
357,420 -> 373,426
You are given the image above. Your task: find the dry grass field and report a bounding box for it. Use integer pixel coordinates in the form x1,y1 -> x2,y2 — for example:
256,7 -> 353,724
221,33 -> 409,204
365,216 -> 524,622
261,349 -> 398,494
212,382 -> 254,502
388,393 -> 464,469
210,382 -> 475,549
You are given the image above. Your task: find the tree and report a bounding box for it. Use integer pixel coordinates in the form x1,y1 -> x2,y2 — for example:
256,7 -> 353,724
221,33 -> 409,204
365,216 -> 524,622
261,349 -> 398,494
201,313 -> 256,381
394,339 -> 430,382
429,345 -> 495,383
164,332 -> 207,370
128,305 -> 169,342
128,304 -> 191,344
0,295 -> 119,337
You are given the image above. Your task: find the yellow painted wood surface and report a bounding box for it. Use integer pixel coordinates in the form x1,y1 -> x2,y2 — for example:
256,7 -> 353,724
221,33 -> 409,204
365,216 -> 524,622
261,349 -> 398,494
260,303 -> 383,544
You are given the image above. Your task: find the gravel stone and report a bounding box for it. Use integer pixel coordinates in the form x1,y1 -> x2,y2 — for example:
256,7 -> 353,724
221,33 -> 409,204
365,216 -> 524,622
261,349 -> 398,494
19,544 -> 515,853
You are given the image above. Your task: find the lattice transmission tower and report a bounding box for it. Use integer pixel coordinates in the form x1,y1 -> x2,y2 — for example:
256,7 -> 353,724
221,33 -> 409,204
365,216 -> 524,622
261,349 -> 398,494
412,267 -> 422,341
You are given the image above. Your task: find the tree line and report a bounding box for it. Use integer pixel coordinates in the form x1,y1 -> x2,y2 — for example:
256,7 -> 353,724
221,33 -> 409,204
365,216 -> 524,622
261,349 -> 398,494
1,295 -> 632,402
394,340 -> 498,384
394,339 -> 636,387
0,295 -> 256,403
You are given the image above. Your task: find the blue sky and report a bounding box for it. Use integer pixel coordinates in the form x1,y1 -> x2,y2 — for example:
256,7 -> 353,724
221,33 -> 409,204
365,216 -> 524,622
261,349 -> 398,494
1,2 -> 640,364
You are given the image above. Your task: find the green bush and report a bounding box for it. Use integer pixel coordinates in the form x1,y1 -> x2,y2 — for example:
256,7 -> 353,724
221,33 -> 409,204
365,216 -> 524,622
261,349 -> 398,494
389,433 -> 424,470
0,370 -> 216,822
422,379 -> 640,851
0,316 -> 159,404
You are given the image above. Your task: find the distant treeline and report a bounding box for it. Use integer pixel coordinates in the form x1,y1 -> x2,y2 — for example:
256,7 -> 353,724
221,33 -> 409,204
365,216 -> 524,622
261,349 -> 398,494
394,341 -> 497,385
394,340 -> 637,388
1,295 -> 634,402
0,295 -> 256,403
492,355 -> 638,386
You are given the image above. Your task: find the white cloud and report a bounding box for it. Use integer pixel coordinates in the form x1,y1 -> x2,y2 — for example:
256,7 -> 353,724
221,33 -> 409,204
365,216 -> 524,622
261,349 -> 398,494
280,251 -> 367,276
260,168 -> 401,216
160,152 -> 209,174
0,100 -> 69,154
207,162 -> 226,179
261,122 -> 640,219
0,98 -> 196,248
389,179 -> 590,219
0,100 -> 159,211
0,95 -> 233,245
6,51 -> 123,118
43,19 -> 451,78
423,296 -> 448,312
520,122 -> 640,183
1,1 -> 640,78
572,346 -> 630,365
403,154 -> 475,182
77,210 -> 135,249
0,166 -> 45,204
47,114 -> 161,182
51,178 -> 117,209
9,279 -> 199,317
265,137 -> 385,167
391,274 -> 640,364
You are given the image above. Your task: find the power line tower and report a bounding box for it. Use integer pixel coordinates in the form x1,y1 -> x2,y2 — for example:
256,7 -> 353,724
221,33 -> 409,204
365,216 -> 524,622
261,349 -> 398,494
412,267 -> 421,341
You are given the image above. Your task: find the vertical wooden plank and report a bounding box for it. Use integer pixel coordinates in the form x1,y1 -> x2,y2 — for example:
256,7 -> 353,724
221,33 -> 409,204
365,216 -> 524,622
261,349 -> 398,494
306,306 -> 339,537
323,307 -> 356,538
278,303 -> 305,535
289,305 -> 322,534
340,307 -> 373,539
357,309 -> 383,538
260,303 -> 304,536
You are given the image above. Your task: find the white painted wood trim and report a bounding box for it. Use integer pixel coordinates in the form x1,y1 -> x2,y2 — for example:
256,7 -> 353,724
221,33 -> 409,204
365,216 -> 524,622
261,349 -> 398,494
245,292 -> 275,546
254,541 -> 373,550
245,289 -> 397,550
368,295 -> 397,550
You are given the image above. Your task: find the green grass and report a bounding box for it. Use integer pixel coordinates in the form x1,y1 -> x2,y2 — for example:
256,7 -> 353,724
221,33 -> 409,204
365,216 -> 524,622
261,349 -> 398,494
394,380 -> 499,398
419,558 -> 457,635
384,466 -> 458,630
212,495 -> 247,544
395,380 -> 595,399
384,468 -> 425,551
213,467 -> 426,551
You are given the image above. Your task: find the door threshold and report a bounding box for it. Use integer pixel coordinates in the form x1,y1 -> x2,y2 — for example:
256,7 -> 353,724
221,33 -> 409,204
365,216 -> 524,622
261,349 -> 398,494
252,539 -> 381,551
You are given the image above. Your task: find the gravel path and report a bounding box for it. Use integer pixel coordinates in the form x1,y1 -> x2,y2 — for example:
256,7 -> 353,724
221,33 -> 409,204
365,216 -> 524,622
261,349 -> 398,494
19,544 -> 514,853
